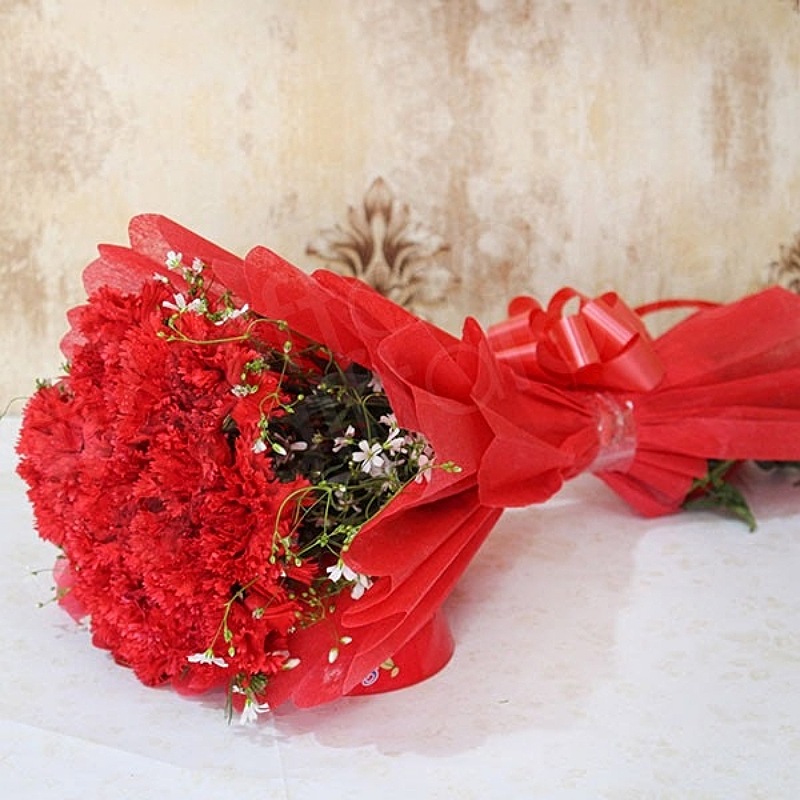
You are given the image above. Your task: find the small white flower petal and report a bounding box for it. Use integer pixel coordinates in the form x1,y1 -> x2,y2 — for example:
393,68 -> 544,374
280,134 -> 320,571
186,651 -> 228,668
326,563 -> 344,583
165,250 -> 183,270
239,698 -> 270,725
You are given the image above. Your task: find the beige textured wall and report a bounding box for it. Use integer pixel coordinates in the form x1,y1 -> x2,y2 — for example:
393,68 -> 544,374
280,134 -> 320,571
3,0 -> 800,403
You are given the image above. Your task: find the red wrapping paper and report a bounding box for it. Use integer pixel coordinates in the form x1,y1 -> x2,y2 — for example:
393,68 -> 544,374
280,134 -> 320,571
19,215 -> 800,710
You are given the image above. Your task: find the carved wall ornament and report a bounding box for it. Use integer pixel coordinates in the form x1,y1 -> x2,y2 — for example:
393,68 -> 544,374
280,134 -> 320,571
768,232 -> 800,293
306,177 -> 457,314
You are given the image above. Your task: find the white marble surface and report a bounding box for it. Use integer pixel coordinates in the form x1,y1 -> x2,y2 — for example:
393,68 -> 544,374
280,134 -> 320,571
2,412 -> 800,799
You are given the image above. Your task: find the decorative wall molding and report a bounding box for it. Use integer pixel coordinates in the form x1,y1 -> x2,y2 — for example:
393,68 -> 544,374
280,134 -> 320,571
306,177 -> 457,314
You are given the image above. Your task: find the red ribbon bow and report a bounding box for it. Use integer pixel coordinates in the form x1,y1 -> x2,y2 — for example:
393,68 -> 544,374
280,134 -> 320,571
486,288 -> 665,392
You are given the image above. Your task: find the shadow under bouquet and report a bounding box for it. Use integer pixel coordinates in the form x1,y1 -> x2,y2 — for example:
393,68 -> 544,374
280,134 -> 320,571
16,215 -> 800,721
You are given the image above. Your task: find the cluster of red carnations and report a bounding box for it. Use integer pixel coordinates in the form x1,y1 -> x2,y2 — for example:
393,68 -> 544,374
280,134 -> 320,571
17,252 -> 425,721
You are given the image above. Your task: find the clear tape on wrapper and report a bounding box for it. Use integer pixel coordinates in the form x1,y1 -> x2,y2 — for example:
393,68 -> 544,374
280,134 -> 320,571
589,394 -> 636,474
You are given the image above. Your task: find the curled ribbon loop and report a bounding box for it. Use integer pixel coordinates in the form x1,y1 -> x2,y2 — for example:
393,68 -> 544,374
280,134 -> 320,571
486,288 -> 665,392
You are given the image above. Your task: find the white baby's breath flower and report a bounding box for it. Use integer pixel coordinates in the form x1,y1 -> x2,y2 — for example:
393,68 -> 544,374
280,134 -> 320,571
165,250 -> 183,270
162,293 -> 206,314
252,439 -> 268,454
214,303 -> 250,325
162,292 -> 187,311
332,425 -> 356,453
239,697 -> 270,725
326,561 -> 373,600
326,561 -> 353,583
351,440 -> 385,474
190,257 -> 205,274
415,452 -> 434,483
383,426 -> 405,454
153,272 -> 169,284
266,648 -> 300,672
187,650 -> 228,668
349,573 -> 373,600
367,373 -> 384,393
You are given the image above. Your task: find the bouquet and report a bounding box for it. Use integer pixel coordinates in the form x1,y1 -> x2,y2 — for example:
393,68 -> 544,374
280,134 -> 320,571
17,215 -> 800,721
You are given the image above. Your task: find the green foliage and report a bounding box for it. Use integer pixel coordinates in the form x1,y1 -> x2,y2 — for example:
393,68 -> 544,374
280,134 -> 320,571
685,459 -> 800,531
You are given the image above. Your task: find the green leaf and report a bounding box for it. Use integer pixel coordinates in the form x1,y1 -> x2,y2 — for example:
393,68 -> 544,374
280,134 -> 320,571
683,460 -> 757,531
